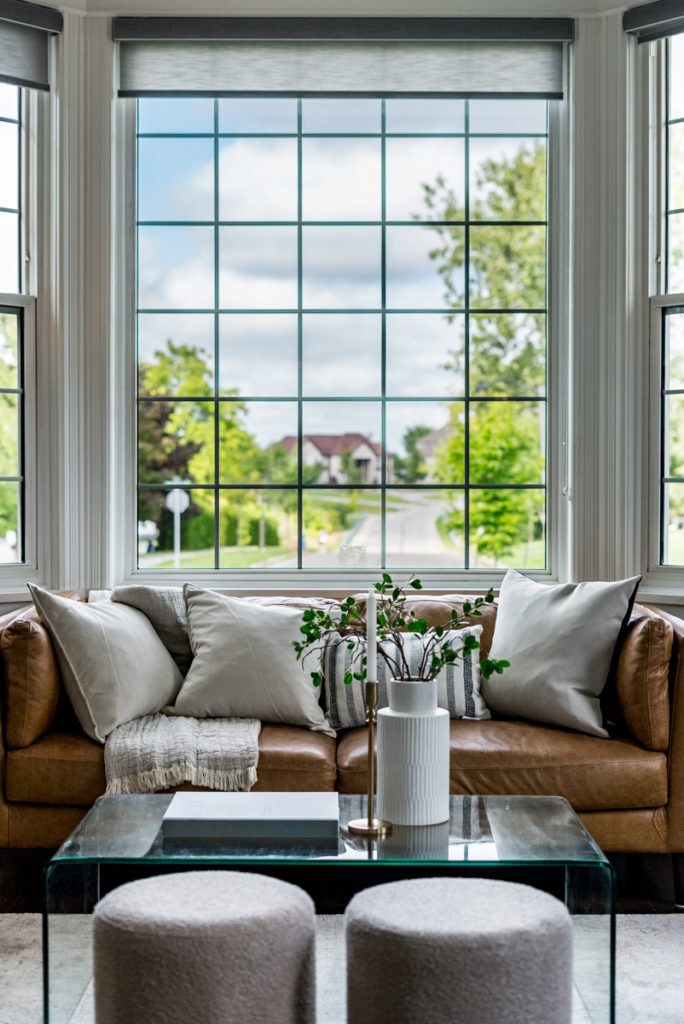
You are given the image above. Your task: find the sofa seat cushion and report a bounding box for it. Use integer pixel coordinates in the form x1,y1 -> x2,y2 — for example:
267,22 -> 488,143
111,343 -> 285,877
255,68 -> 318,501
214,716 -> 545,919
6,732 -> 106,806
336,719 -> 668,812
6,723 -> 338,806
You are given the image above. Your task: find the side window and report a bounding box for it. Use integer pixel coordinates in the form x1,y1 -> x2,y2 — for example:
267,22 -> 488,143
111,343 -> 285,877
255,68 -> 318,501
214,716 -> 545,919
656,35 -> 684,566
0,84 -> 23,565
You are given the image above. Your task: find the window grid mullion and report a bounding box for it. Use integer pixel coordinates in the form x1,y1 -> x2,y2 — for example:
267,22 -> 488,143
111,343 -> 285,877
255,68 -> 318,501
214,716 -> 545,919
213,98 -> 221,570
297,98 -> 304,570
464,98 -> 471,569
380,98 -> 387,569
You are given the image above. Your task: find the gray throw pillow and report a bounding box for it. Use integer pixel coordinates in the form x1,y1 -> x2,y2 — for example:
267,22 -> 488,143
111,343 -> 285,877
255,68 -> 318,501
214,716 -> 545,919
166,585 -> 336,738
28,584 -> 183,743
112,585 -> 192,675
322,627 -> 488,732
482,570 -> 641,737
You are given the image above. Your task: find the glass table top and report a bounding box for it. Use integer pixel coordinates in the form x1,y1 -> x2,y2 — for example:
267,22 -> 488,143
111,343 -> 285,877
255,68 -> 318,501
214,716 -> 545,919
50,793 -> 611,868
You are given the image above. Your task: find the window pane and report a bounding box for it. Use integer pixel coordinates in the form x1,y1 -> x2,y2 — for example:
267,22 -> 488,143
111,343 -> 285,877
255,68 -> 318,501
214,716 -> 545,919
669,122 -> 684,212
470,225 -> 546,309
302,402 -> 381,484
469,100 -> 547,135
386,314 -> 465,397
0,312 -> 19,389
302,227 -> 381,309
670,36 -> 684,123
663,482 -> 684,564
138,226 -> 214,309
665,394 -> 684,477
138,138 -> 214,222
139,98 -> 214,134
387,401 -> 463,484
138,315 -> 215,397
385,99 -> 465,134
219,489 -> 298,568
219,226 -> 298,309
0,122 -> 19,210
219,401 -> 298,484
219,99 -> 297,134
386,226 -> 465,309
0,392 -> 19,476
470,138 -> 546,222
220,314 -> 297,397
0,212 -> 19,293
219,138 -> 298,221
302,314 -> 380,396
386,138 -> 464,222
0,84 -> 18,121
0,480 -> 20,564
469,488 -> 546,569
668,214 -> 684,293
665,311 -> 684,390
302,138 -> 380,221
301,99 -> 380,134
138,400 -> 215,486
137,488 -> 215,570
302,489 -> 382,568
386,489 -> 465,568
469,402 -> 545,486
470,313 -> 546,397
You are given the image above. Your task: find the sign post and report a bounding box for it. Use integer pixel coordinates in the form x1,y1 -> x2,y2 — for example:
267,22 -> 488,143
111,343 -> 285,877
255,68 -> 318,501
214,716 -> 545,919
165,484 -> 190,568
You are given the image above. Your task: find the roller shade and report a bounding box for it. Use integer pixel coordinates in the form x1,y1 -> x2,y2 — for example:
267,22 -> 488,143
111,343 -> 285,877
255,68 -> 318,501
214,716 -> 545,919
114,18 -> 573,100
0,0 -> 62,90
624,0 -> 684,43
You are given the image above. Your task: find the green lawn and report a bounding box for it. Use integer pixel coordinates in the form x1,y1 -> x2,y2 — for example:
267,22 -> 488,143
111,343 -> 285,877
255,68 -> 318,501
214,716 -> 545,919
144,545 -> 292,570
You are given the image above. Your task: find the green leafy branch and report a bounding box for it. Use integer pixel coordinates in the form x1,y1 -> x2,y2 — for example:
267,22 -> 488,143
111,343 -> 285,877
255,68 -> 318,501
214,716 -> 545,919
292,572 -> 509,687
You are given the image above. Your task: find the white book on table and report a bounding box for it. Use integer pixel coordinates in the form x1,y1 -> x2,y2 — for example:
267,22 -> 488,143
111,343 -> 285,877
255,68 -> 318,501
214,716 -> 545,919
161,791 -> 340,841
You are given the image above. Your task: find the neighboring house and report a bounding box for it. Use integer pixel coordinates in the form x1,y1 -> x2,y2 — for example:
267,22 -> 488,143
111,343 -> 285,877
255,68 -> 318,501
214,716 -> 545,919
278,434 -> 392,485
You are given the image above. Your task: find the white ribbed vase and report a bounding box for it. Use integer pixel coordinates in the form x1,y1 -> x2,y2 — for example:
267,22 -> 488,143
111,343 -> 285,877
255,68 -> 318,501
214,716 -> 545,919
376,678 -> 450,827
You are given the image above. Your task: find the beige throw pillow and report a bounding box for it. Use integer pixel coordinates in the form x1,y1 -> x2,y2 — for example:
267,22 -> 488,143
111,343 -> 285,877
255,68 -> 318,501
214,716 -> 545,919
483,570 -> 641,737
28,585 -> 183,743
167,585 -> 335,738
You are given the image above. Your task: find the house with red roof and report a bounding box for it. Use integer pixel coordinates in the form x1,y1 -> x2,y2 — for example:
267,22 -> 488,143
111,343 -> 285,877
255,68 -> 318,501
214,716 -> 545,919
278,433 -> 392,485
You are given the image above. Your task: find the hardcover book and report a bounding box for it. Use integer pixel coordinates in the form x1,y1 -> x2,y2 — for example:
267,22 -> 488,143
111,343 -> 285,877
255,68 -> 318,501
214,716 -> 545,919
161,790 -> 340,842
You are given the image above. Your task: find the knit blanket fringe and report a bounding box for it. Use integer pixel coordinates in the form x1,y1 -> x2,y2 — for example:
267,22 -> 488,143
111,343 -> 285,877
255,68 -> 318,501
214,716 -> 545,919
104,713 -> 261,795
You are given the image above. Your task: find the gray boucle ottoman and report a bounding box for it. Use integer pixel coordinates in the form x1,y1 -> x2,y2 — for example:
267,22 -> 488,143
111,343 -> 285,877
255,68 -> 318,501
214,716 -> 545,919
93,870 -> 316,1024
345,877 -> 572,1024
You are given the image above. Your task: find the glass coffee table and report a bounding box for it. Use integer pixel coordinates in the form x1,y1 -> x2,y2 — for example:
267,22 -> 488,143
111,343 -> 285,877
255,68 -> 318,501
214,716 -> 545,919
43,793 -> 615,1024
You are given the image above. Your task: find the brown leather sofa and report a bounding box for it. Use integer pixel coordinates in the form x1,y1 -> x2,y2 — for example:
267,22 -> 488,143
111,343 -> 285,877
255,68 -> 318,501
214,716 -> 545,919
1,591 -> 683,889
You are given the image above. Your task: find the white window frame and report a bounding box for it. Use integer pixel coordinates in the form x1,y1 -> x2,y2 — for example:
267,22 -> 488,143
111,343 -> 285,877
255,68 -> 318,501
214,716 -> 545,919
111,94 -> 571,592
644,38 -> 684,600
0,86 -> 39,598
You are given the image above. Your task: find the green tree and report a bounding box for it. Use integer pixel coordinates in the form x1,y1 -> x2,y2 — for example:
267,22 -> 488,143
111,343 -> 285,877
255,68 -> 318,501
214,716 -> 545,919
393,425 -> 431,483
0,315 -> 19,550
423,142 -> 547,563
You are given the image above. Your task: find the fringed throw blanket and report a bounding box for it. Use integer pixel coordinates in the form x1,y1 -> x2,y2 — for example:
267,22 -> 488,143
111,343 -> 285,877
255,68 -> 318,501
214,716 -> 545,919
104,713 -> 261,794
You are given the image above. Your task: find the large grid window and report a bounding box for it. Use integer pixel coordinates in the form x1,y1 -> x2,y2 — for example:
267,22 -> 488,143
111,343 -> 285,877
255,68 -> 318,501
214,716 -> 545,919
0,83 -> 23,565
136,97 -> 547,573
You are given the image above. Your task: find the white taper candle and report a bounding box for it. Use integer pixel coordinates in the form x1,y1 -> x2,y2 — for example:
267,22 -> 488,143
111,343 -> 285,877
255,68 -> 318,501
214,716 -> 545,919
366,588 -> 377,682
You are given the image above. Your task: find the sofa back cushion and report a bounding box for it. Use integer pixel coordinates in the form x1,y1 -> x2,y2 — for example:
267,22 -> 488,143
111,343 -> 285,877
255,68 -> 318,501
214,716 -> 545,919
0,599 -> 78,749
611,604 -> 672,752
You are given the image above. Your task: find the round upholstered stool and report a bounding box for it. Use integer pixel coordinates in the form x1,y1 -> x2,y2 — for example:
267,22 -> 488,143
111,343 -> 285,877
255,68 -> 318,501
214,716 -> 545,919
345,877 -> 572,1024
93,870 -> 316,1024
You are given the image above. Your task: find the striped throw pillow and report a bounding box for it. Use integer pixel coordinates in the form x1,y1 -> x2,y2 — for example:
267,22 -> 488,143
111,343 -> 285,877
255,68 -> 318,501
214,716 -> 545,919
321,626 -> 489,732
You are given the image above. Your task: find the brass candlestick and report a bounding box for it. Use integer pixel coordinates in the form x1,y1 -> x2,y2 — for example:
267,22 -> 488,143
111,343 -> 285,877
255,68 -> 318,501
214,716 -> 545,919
348,680 -> 392,838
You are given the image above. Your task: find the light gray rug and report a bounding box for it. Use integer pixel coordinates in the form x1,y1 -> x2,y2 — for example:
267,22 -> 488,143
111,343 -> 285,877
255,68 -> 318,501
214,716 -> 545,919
0,914 -> 682,1023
